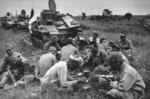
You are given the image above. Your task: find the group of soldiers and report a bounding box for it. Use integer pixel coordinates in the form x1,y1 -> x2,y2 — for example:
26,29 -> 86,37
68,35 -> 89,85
0,31 -> 146,99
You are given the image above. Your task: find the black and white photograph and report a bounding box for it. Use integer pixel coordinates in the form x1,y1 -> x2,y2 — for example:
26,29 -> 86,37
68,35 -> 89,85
0,0 -> 150,99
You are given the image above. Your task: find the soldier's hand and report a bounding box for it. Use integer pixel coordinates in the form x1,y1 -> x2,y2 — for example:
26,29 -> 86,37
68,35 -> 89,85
77,78 -> 86,83
109,81 -> 118,88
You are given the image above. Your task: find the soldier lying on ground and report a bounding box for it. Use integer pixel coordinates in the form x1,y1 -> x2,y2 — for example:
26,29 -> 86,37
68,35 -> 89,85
0,43 -> 32,89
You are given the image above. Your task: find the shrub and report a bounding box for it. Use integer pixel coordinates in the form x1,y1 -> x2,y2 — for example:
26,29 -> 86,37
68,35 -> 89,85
124,13 -> 133,21
90,15 -> 95,20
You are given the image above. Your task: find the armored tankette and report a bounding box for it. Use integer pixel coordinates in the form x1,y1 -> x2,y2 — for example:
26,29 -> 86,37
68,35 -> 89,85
29,0 -> 81,47
16,10 -> 29,29
1,12 -> 16,29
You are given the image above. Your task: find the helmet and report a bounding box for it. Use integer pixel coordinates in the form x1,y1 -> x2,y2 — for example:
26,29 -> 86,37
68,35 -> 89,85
51,36 -> 58,42
49,46 -> 57,52
120,33 -> 126,38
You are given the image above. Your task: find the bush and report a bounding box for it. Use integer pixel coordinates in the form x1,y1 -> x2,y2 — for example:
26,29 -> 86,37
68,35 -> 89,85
124,13 -> 133,21
90,15 -> 95,20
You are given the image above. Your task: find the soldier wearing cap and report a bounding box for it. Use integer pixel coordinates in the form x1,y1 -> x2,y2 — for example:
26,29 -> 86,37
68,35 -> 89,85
88,30 -> 100,45
73,31 -> 88,50
0,43 -> 29,89
98,36 -> 107,51
43,36 -> 61,53
119,33 -> 133,52
37,46 -> 57,78
106,52 -> 145,99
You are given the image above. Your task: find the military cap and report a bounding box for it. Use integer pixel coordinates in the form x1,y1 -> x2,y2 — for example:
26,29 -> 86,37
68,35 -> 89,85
49,46 -> 57,52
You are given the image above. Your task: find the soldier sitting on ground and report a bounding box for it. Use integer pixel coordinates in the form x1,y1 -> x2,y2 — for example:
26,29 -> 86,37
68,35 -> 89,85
0,43 -> 31,89
82,47 -> 98,71
36,47 -> 57,79
40,54 -> 83,91
61,37 -> 79,62
106,52 -> 145,99
43,36 -> 61,53
88,30 -> 100,45
73,31 -> 87,50
118,33 -> 134,56
98,36 -> 107,51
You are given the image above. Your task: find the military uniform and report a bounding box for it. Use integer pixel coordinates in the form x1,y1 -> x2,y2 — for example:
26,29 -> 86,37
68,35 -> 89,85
0,51 -> 28,84
44,41 -> 61,52
119,39 -> 133,51
108,63 -> 145,99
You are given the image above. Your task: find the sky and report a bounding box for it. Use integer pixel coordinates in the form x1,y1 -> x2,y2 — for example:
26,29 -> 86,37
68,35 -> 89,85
0,0 -> 150,17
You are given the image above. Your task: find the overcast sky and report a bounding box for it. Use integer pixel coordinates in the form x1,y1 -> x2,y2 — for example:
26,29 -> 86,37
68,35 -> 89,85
0,0 -> 150,17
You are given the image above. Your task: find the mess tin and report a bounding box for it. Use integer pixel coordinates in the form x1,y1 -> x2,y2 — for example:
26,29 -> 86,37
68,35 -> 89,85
83,70 -> 90,78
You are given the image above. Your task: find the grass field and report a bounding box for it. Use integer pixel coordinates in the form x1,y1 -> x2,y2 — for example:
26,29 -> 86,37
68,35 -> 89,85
0,16 -> 150,99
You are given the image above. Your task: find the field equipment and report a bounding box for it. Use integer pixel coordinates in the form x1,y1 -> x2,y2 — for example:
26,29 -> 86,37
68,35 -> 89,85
29,0 -> 81,47
16,10 -> 29,29
1,15 -> 16,29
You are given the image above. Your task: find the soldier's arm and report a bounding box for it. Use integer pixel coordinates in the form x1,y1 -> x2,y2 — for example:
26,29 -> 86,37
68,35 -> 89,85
0,55 -> 8,74
58,65 -> 78,87
35,65 -> 39,79
57,43 -> 61,51
7,65 -> 16,84
16,52 -> 29,63
52,56 -> 57,65
117,73 -> 135,91
128,40 -> 134,50
43,41 -> 50,51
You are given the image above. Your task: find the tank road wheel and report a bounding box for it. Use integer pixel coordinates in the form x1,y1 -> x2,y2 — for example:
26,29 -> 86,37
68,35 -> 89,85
5,23 -> 9,29
12,24 -> 18,33
30,34 -> 36,46
1,22 -> 5,28
17,24 -> 21,30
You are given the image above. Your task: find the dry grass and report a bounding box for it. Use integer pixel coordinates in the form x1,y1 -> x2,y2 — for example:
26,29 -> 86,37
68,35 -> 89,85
0,16 -> 150,99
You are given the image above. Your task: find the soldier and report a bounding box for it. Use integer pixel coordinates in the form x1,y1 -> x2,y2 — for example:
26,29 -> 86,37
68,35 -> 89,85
98,36 -> 107,51
61,37 -> 79,61
88,30 -> 100,45
107,52 -> 145,99
40,54 -> 83,90
36,46 -> 57,78
43,36 -> 61,53
0,43 -> 30,89
119,33 -> 134,53
82,12 -> 86,20
73,32 -> 87,51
